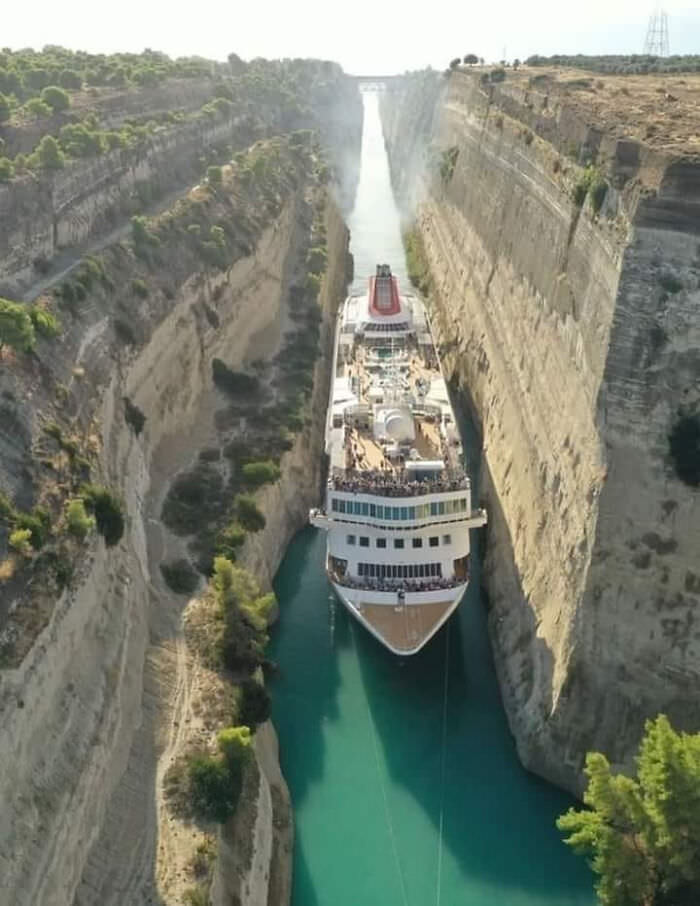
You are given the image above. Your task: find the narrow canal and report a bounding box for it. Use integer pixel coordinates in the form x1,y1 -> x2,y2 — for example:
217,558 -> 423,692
268,92 -> 594,906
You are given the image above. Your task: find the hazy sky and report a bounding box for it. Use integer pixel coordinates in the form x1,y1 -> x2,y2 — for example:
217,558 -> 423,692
4,1 -> 699,74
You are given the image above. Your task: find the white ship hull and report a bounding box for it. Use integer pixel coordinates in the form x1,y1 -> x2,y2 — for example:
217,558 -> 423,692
331,578 -> 467,656
311,266 -> 486,655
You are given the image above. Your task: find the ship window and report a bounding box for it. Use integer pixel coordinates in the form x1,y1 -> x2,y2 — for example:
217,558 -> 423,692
429,536 -> 439,547
369,504 -> 376,517
394,538 -> 404,549
384,507 -> 392,521
430,502 -> 438,516
460,498 -> 468,511
444,500 -> 453,514
392,507 -> 401,520
369,563 -> 375,577
376,505 -> 384,519
358,563 -> 365,576
408,506 -> 416,520
337,499 -> 345,513
419,564 -> 425,577
412,537 -> 423,548
401,506 -> 408,520
361,502 -> 369,516
354,501 -> 362,515
438,502 -> 445,515
347,534 -> 356,545
437,563 -> 443,577
331,498 -> 338,512
392,565 -> 397,578
443,534 -> 452,545
359,536 -> 369,547
376,538 -> 386,548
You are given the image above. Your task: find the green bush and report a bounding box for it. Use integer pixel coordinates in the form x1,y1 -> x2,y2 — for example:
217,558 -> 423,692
59,69 -> 82,90
669,413 -> 700,487
187,726 -> 251,823
235,496 -> 265,532
29,306 -> 61,339
659,273 -> 683,295
65,498 -> 95,540
59,123 -> 104,157
162,463 -> 225,536
34,135 -> 65,170
80,484 -> 125,546
238,678 -> 271,728
124,397 -> 146,435
0,157 -> 13,181
589,176 -> 608,213
41,85 -> 70,112
187,754 -> 238,823
573,179 -> 588,207
9,528 -> 32,556
216,521 -> 246,560
25,97 -> 52,119
306,246 -> 327,275
0,299 -> 35,354
207,165 -> 223,187
211,359 -> 259,395
0,93 -> 10,123
161,558 -> 200,594
15,508 -> 50,549
241,460 -> 280,488
131,278 -> 149,298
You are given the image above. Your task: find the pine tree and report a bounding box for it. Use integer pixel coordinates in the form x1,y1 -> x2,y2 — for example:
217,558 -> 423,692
558,715 -> 700,906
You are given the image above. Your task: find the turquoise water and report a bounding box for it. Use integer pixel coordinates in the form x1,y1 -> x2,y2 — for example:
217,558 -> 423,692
268,93 -> 594,906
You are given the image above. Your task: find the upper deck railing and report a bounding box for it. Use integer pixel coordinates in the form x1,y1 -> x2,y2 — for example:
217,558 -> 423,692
328,468 -> 470,498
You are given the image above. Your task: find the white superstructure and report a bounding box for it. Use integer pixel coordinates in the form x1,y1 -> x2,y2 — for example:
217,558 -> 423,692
310,265 -> 487,655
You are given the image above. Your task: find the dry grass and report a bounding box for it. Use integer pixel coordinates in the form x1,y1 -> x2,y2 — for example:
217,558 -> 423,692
0,557 -> 17,582
516,67 -> 700,156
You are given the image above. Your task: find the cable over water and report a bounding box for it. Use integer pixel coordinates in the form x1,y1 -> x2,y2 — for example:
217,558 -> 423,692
435,620 -> 451,906
349,619 -> 411,906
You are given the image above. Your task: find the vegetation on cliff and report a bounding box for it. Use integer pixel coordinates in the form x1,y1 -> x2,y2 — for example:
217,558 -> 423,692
558,715 -> 700,906
525,54 -> 700,75
402,227 -> 433,297
165,558 -> 274,825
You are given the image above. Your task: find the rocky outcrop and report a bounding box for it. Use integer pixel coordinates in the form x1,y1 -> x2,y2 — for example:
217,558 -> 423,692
381,69 -> 700,793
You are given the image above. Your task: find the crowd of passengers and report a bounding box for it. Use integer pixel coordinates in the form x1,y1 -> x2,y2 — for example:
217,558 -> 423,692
335,575 -> 460,593
329,470 -> 467,497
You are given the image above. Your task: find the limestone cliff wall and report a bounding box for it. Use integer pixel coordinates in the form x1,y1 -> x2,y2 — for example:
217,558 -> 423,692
381,71 -> 700,793
0,113 -> 245,295
0,170 -> 352,906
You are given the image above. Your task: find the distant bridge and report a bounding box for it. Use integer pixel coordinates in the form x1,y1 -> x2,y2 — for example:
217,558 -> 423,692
351,75 -> 401,91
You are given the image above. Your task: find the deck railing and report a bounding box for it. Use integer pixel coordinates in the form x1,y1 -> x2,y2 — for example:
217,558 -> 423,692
328,469 -> 469,498
328,570 -> 466,594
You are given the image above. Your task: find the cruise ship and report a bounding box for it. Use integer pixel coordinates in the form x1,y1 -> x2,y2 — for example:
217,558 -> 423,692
310,265 -> 487,655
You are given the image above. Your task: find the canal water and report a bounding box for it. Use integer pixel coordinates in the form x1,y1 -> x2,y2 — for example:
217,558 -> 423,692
269,93 -> 594,906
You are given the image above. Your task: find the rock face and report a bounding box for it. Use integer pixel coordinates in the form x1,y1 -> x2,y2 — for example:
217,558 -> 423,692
381,69 -> 700,793
0,146 -> 354,904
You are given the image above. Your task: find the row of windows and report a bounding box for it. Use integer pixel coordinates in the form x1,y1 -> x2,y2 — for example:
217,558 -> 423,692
347,534 -> 451,549
357,563 -> 442,579
362,321 -> 409,332
358,562 -> 443,579
332,497 -> 468,520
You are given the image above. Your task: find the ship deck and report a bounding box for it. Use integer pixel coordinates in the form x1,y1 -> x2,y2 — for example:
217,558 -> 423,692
338,335 -> 449,474
355,599 -> 455,654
